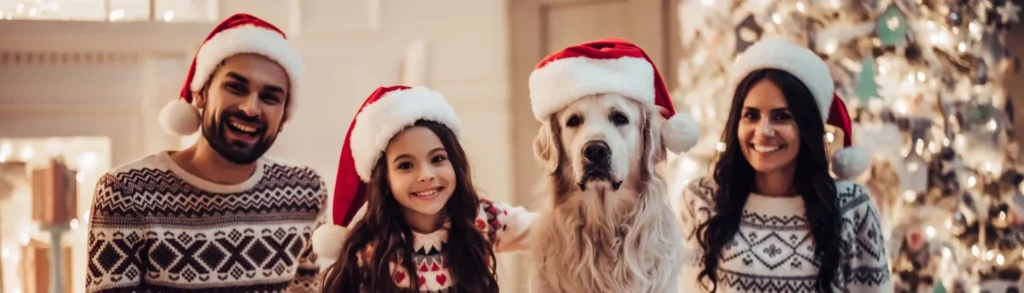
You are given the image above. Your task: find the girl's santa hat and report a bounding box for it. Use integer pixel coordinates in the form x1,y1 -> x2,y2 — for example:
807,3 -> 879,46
528,38 -> 700,153
158,13 -> 305,136
311,86 -> 463,261
729,37 -> 870,179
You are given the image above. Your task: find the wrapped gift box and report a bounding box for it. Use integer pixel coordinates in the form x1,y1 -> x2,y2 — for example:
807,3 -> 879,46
31,159 -> 77,226
20,239 -> 73,293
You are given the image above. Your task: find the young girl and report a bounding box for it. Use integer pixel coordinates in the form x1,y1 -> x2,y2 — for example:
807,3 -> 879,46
311,86 -> 534,292
678,38 -> 892,292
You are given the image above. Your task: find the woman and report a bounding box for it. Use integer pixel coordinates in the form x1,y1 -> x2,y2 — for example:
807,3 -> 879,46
311,86 -> 534,292
679,38 -> 892,292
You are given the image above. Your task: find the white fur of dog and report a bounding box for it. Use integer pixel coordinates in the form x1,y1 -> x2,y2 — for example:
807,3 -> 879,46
528,94 -> 684,293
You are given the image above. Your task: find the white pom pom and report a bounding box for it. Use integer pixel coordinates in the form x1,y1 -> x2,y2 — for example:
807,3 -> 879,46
158,99 -> 201,136
661,114 -> 701,153
832,146 -> 870,180
311,225 -> 348,262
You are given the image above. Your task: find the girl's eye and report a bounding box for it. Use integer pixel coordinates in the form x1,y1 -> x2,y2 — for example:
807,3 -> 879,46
397,162 -> 413,170
432,155 -> 448,164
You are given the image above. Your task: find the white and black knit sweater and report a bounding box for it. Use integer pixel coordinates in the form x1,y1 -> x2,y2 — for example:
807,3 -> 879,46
679,176 -> 893,292
85,151 -> 327,293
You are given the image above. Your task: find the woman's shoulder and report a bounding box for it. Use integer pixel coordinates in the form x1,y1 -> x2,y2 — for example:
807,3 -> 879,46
834,180 -> 883,227
835,180 -> 873,210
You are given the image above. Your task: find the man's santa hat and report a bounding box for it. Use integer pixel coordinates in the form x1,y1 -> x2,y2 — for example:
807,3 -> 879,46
311,86 -> 462,261
158,13 -> 305,136
528,38 -> 700,153
729,37 -> 869,179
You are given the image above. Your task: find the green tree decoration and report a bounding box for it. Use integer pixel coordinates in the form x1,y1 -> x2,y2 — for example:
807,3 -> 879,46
877,3 -> 909,46
856,55 -> 880,103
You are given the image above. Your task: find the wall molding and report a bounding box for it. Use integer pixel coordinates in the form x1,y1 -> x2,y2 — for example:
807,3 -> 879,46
0,51 -> 141,67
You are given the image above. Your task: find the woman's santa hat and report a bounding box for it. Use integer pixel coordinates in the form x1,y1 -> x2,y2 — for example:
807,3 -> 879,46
729,37 -> 870,179
158,13 -> 305,136
528,38 -> 700,153
311,85 -> 462,261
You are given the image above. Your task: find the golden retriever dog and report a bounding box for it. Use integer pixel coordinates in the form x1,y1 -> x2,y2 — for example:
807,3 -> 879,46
528,93 -> 683,293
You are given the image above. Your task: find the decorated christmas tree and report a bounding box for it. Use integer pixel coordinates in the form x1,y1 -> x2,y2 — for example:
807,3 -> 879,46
668,0 -> 1024,291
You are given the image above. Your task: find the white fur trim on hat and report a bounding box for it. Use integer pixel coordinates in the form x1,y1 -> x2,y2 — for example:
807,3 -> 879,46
190,24 -> 306,119
350,87 -> 463,181
159,99 -> 202,136
311,225 -> 347,261
729,37 -> 834,121
662,113 -> 700,153
832,146 -> 869,180
529,56 -> 655,120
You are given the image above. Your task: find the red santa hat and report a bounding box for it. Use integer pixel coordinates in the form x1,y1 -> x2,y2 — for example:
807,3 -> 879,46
729,37 -> 869,179
311,85 -> 462,261
528,38 -> 700,153
158,13 -> 305,136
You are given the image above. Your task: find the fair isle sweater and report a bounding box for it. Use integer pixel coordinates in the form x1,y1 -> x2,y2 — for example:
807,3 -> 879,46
352,198 -> 534,292
679,177 -> 893,293
85,151 -> 327,293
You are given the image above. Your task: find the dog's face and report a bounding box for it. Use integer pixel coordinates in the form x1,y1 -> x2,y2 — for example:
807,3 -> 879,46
534,94 -> 650,193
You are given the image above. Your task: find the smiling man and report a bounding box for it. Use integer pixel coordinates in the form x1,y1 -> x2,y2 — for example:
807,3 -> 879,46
85,14 -> 327,293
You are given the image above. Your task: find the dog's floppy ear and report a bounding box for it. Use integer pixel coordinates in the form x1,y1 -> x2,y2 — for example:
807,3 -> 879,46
647,107 -> 668,163
533,116 -> 563,171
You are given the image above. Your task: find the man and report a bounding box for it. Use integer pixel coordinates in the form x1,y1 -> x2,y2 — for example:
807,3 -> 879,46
85,13 -> 326,293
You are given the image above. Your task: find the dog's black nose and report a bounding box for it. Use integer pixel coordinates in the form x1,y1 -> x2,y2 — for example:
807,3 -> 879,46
582,141 -> 611,164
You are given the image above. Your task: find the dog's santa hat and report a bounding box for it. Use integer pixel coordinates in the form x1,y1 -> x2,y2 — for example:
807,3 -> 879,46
311,85 -> 462,261
528,38 -> 700,153
730,37 -> 869,179
158,13 -> 305,136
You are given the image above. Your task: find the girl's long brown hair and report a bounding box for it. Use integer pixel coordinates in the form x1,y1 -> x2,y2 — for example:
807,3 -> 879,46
321,120 -> 499,292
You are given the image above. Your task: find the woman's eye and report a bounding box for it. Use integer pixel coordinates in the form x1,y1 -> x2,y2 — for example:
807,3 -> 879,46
773,112 -> 793,122
742,112 -> 759,121
397,162 -> 413,170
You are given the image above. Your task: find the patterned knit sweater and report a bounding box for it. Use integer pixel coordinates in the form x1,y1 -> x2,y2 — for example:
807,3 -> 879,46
85,151 -> 327,293
350,198 -> 534,292
679,177 -> 893,292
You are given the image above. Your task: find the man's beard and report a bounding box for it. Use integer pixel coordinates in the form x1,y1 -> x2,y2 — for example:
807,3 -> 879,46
200,106 -> 277,165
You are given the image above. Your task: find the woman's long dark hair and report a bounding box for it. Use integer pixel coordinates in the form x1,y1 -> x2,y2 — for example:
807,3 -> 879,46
696,69 -> 842,292
321,120 -> 499,292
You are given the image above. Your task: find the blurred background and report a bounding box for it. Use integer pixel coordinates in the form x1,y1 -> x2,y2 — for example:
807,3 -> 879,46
0,0 -> 1023,292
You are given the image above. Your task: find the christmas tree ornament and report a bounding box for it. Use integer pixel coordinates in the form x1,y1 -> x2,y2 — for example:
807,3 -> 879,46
856,55 -> 882,103
735,14 -> 764,54
878,3 -> 911,47
990,202 -> 1011,228
996,0 -> 1021,23
947,1 -> 967,27
951,210 -> 970,236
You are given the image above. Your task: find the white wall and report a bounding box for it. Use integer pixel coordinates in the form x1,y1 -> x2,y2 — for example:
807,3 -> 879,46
0,0 -> 525,291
